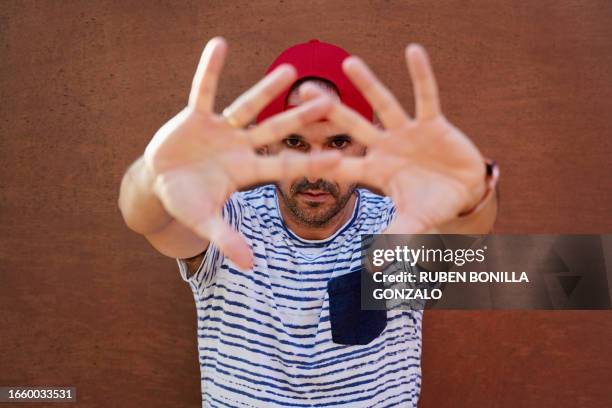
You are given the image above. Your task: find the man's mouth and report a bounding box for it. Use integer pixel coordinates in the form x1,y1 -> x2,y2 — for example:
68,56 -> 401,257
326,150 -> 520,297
297,189 -> 332,203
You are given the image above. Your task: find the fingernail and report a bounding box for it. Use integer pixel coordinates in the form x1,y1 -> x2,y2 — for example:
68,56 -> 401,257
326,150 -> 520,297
343,56 -> 361,70
406,43 -> 424,56
277,63 -> 297,77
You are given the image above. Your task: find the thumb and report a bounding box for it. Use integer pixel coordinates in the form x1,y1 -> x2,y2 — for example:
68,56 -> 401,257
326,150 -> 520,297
192,216 -> 254,270
299,82 -> 328,102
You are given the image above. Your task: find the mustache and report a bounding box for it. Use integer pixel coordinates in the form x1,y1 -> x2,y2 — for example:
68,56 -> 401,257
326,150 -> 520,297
291,178 -> 339,198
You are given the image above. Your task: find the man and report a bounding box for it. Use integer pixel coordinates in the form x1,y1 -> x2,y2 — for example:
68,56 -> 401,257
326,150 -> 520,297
119,37 -> 497,407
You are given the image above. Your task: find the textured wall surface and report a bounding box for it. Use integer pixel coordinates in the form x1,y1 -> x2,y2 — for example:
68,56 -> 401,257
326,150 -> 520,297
1,1 -> 611,407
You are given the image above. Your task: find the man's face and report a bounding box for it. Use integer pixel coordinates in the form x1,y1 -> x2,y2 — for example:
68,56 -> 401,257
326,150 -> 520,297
266,80 -> 367,227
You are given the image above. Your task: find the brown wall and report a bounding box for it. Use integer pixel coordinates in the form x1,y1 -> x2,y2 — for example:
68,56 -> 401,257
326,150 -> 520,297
1,1 -> 611,407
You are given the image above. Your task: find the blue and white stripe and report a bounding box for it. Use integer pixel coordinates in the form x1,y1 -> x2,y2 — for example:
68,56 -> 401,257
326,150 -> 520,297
178,184 -> 422,407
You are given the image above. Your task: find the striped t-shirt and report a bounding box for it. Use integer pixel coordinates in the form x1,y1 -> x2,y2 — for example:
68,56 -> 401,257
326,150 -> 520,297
177,184 -> 423,407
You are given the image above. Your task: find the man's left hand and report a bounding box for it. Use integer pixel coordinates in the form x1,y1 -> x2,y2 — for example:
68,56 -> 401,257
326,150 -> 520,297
309,44 -> 488,234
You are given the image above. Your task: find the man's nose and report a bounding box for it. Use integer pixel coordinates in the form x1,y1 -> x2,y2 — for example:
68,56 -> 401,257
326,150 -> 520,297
306,146 -> 324,184
306,175 -> 319,184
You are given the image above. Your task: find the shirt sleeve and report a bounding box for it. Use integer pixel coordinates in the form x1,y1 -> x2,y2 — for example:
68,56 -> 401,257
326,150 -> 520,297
175,192 -> 246,292
379,196 -> 397,232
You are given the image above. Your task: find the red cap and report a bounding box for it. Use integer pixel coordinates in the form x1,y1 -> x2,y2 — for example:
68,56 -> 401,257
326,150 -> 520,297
255,39 -> 373,124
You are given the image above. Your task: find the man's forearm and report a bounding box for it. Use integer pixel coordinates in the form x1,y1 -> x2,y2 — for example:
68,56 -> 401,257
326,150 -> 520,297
118,155 -> 173,235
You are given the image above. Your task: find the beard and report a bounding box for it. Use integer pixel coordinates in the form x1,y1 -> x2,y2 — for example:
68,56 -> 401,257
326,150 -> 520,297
277,178 -> 356,227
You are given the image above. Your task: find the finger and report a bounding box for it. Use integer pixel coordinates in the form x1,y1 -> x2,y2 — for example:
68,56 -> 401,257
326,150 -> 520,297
298,84 -> 383,146
297,81 -> 339,103
246,95 -> 333,147
406,44 -> 441,120
192,215 -> 254,270
222,64 -> 297,128
298,82 -> 324,102
342,56 -> 409,129
325,101 -> 384,146
326,157 -> 369,185
188,37 -> 228,113
245,151 -> 342,185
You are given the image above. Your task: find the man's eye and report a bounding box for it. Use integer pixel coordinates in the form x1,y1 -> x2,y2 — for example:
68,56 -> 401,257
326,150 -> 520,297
330,138 -> 349,149
284,138 -> 303,148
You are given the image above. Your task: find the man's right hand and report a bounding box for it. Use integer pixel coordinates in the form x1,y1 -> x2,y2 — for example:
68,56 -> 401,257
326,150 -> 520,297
141,37 -> 339,269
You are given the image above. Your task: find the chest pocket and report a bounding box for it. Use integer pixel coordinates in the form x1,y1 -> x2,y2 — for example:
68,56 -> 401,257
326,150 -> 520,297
327,270 -> 387,345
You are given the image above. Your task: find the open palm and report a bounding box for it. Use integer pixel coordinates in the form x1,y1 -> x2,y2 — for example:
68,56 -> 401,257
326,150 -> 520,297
144,38 -> 339,268
320,44 -> 486,234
